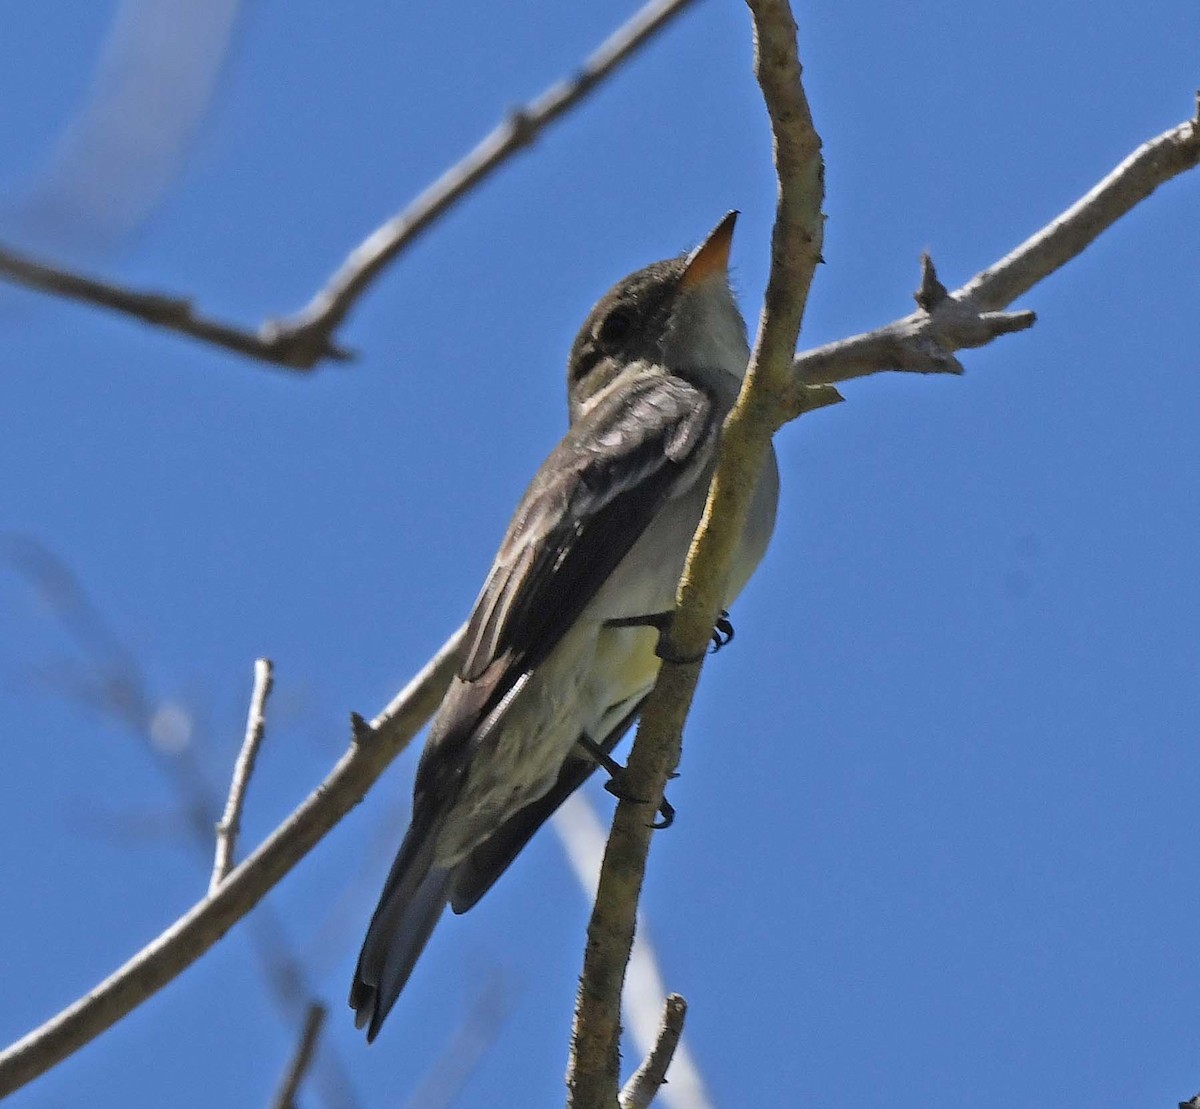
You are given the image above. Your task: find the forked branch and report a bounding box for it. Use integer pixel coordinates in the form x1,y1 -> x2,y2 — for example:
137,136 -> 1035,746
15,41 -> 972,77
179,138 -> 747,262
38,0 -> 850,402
568,21 -> 1200,1109
0,630 -> 464,1098
792,92 -> 1200,391
0,0 -> 701,371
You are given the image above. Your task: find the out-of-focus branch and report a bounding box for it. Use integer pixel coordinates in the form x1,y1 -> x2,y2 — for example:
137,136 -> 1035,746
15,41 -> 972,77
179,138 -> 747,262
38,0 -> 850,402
0,625 -> 463,1098
271,1002 -> 327,1109
0,0 -> 702,371
567,1 -> 827,1104
4,50 -> 1195,1109
210,658 -> 273,893
400,972 -> 509,1109
794,93 -> 1200,391
618,995 -> 687,1109
14,0 -> 242,246
1,539 -> 360,1108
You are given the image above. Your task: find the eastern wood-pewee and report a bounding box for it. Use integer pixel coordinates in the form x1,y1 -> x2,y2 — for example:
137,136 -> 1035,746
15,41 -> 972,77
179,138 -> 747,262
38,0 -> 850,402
350,212 -> 779,1040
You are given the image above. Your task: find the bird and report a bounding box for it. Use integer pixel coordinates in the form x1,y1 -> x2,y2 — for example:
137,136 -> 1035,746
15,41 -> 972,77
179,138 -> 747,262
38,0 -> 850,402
350,212 -> 779,1041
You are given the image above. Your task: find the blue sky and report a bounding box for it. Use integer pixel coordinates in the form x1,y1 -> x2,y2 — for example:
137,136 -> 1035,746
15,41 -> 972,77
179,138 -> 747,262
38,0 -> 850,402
1,1 -> 1198,1106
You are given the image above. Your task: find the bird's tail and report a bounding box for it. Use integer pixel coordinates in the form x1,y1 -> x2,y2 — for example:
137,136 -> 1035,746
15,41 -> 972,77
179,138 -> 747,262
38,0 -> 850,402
349,822 -> 452,1042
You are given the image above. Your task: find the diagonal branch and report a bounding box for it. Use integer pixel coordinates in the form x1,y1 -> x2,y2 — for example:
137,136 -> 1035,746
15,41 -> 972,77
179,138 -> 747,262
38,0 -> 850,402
270,1001 -> 327,1109
793,93 -> 1200,391
567,0 -> 827,1104
400,972 -> 509,1109
0,628 -> 463,1099
568,23 -> 1200,1109
258,0 -> 705,367
1,538 -> 360,1108
0,243 -> 353,367
0,0 -> 702,371
210,657 -> 274,893
618,995 -> 688,1109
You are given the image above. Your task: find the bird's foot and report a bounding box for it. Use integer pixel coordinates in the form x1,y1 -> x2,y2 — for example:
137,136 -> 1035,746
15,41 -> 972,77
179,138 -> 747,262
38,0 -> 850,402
605,609 -> 735,663
710,611 -> 735,652
575,735 -> 675,829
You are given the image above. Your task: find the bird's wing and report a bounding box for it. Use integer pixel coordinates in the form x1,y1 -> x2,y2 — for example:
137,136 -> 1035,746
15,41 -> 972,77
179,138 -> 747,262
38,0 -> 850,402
351,371 -> 719,1036
448,694 -> 646,913
413,368 -> 719,803
460,366 -> 718,682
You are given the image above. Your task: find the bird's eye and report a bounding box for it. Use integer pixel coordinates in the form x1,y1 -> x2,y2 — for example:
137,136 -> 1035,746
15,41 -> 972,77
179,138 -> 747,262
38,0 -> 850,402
596,307 -> 634,348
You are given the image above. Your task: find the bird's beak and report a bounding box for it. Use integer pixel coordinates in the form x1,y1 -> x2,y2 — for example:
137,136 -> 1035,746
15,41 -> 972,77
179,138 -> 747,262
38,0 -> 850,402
680,210 -> 738,290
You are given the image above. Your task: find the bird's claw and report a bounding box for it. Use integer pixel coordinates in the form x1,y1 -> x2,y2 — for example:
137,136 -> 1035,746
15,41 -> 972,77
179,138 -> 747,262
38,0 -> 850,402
581,735 -> 676,829
650,798 -> 676,829
709,611 -> 734,653
603,776 -> 647,806
606,609 -> 735,663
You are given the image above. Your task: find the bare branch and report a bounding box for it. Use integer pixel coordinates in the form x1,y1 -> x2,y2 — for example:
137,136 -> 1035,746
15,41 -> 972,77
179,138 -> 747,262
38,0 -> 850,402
619,995 -> 688,1109
261,0 -> 704,365
0,243 -> 353,366
554,793 -> 713,1108
271,1002 -> 327,1109
563,79 -> 1200,1109
795,95 -> 1200,390
210,658 -> 274,894
2,538 -> 361,1107
0,627 -> 463,1098
568,1 -> 826,1104
963,92 -> 1200,311
0,0 -> 701,371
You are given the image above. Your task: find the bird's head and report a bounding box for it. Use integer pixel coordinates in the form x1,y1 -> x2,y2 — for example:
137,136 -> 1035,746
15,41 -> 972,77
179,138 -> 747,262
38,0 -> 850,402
566,212 -> 749,421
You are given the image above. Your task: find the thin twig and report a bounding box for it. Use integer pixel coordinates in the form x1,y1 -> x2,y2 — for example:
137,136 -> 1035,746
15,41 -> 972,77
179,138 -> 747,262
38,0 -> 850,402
260,0 -> 704,365
962,90 -> 1200,311
210,658 -> 274,893
0,0 -> 701,371
271,1002 -> 327,1109
793,94 -> 1200,390
567,2 -> 826,1104
619,995 -> 688,1109
1,537 -> 360,1109
0,627 -> 463,1098
400,973 -> 509,1109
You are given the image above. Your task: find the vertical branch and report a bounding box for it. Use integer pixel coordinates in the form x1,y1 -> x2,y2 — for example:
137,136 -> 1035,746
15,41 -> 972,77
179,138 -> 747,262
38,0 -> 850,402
554,793 -> 714,1108
210,658 -> 274,893
0,0 -> 703,370
566,2 -> 826,1105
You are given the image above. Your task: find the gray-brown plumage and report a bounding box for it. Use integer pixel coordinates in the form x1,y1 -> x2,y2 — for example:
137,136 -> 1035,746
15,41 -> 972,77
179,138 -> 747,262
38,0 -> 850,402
350,213 -> 778,1040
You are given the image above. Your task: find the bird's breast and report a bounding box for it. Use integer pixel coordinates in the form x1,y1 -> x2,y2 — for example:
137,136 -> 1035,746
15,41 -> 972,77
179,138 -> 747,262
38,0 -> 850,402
589,444 -> 780,622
